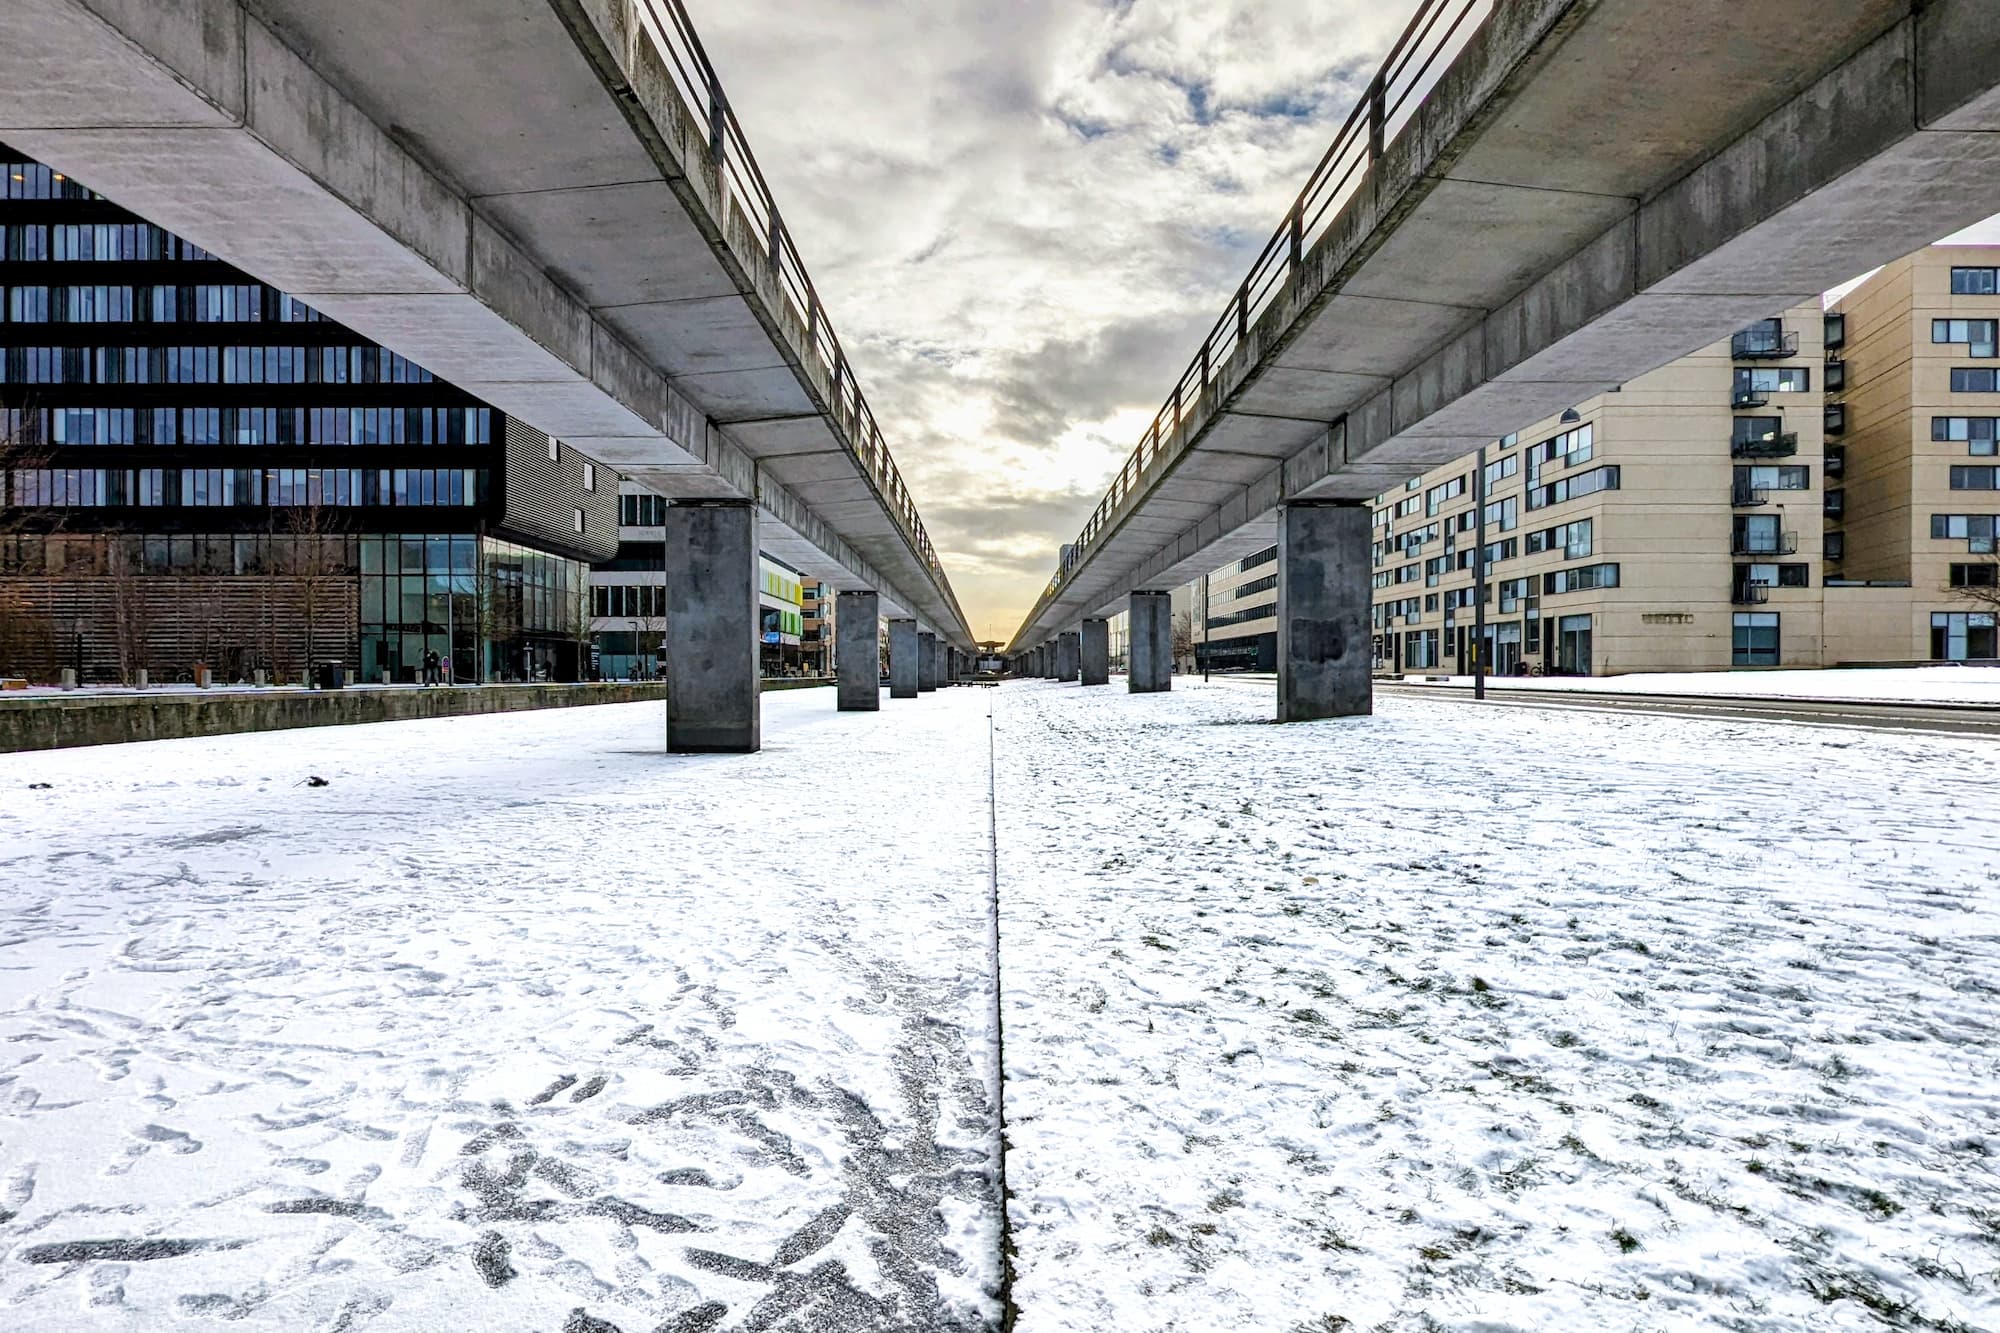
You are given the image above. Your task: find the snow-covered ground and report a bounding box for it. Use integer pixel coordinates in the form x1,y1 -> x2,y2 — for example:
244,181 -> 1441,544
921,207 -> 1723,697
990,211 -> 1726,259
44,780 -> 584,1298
995,679 -> 2000,1332
0,692 -> 1000,1331
4,682 -> 1998,1332
1396,665 -> 2000,706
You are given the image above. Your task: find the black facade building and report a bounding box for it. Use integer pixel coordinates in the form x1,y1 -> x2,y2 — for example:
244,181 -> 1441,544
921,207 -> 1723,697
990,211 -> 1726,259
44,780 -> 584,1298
0,145 -> 617,684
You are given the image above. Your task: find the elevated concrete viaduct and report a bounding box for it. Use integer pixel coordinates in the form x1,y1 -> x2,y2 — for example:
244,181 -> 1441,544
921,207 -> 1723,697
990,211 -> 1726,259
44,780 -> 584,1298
1009,0 -> 2000,718
0,0 -> 972,750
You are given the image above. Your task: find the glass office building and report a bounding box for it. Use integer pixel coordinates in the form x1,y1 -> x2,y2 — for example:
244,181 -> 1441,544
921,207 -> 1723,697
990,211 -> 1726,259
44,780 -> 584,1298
0,143 -> 613,683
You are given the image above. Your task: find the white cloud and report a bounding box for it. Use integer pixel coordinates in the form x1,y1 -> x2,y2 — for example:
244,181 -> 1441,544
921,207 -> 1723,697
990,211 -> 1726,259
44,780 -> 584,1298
684,0 -> 1403,640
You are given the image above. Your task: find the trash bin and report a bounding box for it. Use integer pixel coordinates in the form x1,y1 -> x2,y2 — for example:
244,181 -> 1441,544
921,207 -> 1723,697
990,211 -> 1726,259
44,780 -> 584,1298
316,661 -> 346,690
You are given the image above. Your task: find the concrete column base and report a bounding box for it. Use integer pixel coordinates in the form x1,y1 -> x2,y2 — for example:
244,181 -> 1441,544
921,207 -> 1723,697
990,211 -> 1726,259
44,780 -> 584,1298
1129,590 -> 1172,692
836,590 -> 880,711
1277,500 -> 1373,722
663,499 -> 761,752
917,632 -> 938,692
889,619 -> 919,699
1080,619 -> 1110,686
1057,631 -> 1080,682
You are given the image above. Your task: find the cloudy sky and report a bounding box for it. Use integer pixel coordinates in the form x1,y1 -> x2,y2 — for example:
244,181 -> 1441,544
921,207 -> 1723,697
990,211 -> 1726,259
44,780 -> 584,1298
683,0 -> 1412,642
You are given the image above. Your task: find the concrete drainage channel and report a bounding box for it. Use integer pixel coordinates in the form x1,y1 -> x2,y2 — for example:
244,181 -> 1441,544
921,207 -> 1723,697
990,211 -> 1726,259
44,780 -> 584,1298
985,692 -> 1020,1330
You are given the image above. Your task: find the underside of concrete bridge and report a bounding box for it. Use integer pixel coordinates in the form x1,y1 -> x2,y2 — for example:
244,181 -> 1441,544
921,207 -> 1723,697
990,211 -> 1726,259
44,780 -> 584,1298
0,0 -> 973,658
1011,0 -> 2000,686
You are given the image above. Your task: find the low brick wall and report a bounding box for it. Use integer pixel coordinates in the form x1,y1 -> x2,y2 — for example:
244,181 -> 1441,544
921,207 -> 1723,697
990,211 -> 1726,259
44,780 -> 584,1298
0,682 -> 673,754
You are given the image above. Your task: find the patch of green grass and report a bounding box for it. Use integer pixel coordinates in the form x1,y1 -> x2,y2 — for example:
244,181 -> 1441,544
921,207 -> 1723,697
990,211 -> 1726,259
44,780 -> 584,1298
1140,934 -> 1173,951
1551,1029 -> 1580,1048
1610,1227 -> 1640,1253
1144,1226 -> 1175,1247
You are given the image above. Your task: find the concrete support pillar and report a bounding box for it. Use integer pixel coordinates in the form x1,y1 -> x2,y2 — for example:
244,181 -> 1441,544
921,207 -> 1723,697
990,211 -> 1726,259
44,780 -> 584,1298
918,632 -> 939,692
1057,631 -> 1080,682
1043,642 -> 1058,678
836,590 -> 880,712
1277,500 -> 1374,722
662,499 -> 760,753
1079,619 -> 1110,686
890,619 -> 919,699
1129,590 -> 1172,693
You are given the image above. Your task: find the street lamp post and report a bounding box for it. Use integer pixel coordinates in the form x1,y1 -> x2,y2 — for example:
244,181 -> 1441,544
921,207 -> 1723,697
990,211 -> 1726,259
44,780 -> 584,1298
1473,444 -> 1488,701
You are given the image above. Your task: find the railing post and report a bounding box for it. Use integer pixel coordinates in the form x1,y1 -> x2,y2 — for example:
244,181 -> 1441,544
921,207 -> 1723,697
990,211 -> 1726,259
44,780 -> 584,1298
1236,284 -> 1249,342
767,211 -> 782,268
708,78 -> 728,171
1288,204 -> 1303,269
1200,339 -> 1211,392
1367,73 -> 1385,161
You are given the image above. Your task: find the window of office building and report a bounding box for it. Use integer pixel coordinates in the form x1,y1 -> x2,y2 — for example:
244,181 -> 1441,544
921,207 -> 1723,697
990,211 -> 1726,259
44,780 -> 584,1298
1733,612 -> 1781,666
1935,318 -> 1999,357
1952,367 -> 2000,393
1952,466 -> 2000,490
1949,563 -> 2000,589
620,493 -> 669,526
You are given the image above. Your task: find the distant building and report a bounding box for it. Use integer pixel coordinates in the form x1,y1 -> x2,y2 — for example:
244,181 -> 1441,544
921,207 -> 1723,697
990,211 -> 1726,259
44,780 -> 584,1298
0,143 -> 614,685
585,480 -> 819,679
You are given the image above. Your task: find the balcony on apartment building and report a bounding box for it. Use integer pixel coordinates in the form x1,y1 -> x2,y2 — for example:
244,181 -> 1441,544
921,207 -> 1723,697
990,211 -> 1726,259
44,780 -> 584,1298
1824,357 -> 1846,392
1730,575 -> 1772,605
1824,488 -> 1847,519
1824,402 -> 1847,436
1731,417 -> 1798,459
1730,481 -> 1770,508
1731,529 -> 1799,557
1824,445 -> 1846,479
1732,319 -> 1799,360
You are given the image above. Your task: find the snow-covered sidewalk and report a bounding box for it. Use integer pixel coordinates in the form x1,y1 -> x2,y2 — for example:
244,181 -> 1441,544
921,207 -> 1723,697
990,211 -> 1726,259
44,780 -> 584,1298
0,691 -> 1001,1331
994,679 -> 2000,1332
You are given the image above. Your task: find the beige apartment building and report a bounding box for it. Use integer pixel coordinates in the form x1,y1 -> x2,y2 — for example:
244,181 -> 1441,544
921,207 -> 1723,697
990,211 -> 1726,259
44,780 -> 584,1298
1186,302 -> 1833,676
1826,246 -> 2000,662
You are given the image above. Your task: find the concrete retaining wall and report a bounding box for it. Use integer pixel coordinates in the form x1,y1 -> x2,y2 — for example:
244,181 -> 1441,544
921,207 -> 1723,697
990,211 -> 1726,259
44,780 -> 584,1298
0,683 -> 675,753
0,678 -> 840,753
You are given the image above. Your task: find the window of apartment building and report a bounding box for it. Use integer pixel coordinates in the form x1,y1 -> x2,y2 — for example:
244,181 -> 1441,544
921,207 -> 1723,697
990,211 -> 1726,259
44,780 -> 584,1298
1933,417 -> 2000,454
1235,574 -> 1276,599
1372,570 -> 1392,590
573,508 -> 586,534
1484,453 -> 1519,488
1497,577 -> 1532,613
1951,367 -> 2000,393
0,224 -> 51,261
547,438 -> 561,463
1405,628 -> 1441,669
1538,423 -> 1594,468
1735,366 -> 1811,394
1444,586 -> 1486,611
1931,611 -> 1997,661
1422,593 -> 1439,613
1424,555 -> 1449,587
1934,318 -> 1999,357
620,493 -> 668,526
1734,513 -> 1794,554
1951,267 -> 2000,295
1733,612 -> 1781,666
1932,513 -> 2000,552
1393,494 -> 1422,519
1952,466 -> 2000,490
1542,562 -> 1619,594
1241,546 -> 1277,572
1425,475 -> 1467,515
1482,495 -> 1518,532
1739,562 -> 1810,588
1949,563 -> 2000,588
592,585 -> 666,618
1735,464 -> 1810,491
1395,562 -> 1421,584
1527,465 -> 1620,511
1482,537 -> 1517,566
582,463 -> 596,492
1527,517 -> 1594,559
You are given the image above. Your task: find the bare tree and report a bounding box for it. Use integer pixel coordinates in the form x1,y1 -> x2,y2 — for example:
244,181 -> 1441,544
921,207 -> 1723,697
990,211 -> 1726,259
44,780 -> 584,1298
105,534 -> 150,684
1172,608 -> 1196,671
0,419 -> 62,680
278,501 -> 348,682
